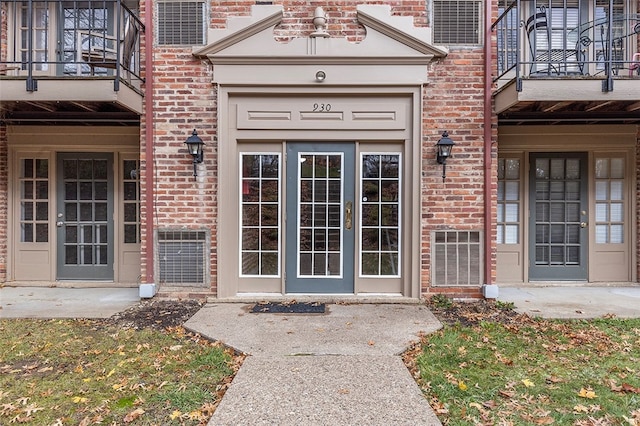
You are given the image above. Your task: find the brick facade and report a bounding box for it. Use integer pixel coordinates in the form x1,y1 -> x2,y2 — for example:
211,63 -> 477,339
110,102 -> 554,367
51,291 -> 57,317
0,124 -> 7,283
141,0 -> 496,298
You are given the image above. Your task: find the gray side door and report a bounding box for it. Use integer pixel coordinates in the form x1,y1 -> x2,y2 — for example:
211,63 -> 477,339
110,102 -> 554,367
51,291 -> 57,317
56,153 -> 114,280
285,143 -> 355,293
529,152 -> 588,280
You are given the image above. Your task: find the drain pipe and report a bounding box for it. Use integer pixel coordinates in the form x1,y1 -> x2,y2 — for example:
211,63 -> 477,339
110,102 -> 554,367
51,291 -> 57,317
482,0 -> 497,298
142,0 -> 156,296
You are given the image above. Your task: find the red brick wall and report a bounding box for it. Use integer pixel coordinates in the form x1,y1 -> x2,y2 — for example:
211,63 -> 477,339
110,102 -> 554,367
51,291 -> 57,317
0,124 -> 7,283
636,125 -> 640,282
143,0 -> 495,298
140,0 -> 219,292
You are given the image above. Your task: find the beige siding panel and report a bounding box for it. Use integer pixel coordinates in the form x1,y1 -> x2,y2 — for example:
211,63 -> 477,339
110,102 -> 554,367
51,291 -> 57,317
590,250 -> 629,282
16,247 -> 52,281
496,250 -> 523,283
237,100 -> 407,130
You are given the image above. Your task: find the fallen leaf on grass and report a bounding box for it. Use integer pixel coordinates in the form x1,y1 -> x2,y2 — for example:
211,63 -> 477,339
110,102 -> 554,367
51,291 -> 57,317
522,378 -> 535,388
123,408 -> 145,422
578,388 -> 597,399
621,383 -> 640,394
169,410 -> 182,420
430,398 -> 449,415
72,396 -> 88,403
458,381 -> 468,391
499,389 -> 515,398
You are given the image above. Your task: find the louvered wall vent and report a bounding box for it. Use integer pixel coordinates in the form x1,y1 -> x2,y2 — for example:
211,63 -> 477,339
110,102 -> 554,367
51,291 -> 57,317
157,1 -> 206,45
432,230 -> 483,286
157,229 -> 208,286
433,0 -> 482,45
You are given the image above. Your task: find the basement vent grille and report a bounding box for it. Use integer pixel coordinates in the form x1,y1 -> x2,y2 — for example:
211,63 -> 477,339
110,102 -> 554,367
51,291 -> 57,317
432,230 -> 483,286
157,229 -> 208,286
433,0 -> 482,45
157,1 -> 206,45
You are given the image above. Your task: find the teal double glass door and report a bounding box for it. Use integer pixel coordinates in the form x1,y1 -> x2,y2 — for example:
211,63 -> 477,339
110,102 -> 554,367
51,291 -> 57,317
285,143 -> 355,293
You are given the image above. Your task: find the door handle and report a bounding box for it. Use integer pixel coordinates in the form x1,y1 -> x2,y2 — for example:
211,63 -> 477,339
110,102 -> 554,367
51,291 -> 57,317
56,221 -> 64,227
580,222 -> 588,228
345,201 -> 352,230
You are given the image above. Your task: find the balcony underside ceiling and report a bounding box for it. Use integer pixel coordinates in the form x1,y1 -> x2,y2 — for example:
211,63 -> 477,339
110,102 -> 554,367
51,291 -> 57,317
0,78 -> 142,125
499,99 -> 640,125
0,100 -> 139,126
495,79 -> 640,125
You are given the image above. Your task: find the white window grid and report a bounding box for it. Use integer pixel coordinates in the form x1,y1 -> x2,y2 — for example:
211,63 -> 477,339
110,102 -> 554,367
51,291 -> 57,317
359,153 -> 402,278
497,157 -> 521,244
238,153 -> 281,277
595,157 -> 625,244
296,152 -> 344,279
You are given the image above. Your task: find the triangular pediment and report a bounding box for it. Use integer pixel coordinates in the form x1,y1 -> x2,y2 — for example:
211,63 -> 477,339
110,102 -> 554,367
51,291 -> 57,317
193,5 -> 448,64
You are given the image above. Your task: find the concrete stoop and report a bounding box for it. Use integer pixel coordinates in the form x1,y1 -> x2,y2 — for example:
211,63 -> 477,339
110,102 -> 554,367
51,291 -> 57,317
184,303 -> 444,425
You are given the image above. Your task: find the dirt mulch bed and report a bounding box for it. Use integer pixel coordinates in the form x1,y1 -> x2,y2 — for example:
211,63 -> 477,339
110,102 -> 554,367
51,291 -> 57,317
103,297 -> 521,331
103,299 -> 206,330
426,299 -> 523,327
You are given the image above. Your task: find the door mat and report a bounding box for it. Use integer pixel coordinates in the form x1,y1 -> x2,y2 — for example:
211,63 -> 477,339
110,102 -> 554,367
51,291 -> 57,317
250,302 -> 326,314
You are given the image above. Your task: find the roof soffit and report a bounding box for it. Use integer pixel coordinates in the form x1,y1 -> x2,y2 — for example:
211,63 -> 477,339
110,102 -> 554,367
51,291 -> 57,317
193,5 -> 448,63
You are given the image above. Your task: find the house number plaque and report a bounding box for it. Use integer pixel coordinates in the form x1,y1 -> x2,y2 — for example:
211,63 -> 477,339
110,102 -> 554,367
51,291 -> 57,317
312,103 -> 332,112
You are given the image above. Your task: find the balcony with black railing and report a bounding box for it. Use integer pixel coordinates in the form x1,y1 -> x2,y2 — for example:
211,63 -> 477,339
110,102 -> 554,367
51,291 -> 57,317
492,0 -> 640,122
1,0 -> 144,121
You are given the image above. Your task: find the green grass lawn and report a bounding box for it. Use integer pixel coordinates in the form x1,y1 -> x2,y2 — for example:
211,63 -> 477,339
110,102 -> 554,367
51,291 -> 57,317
409,314 -> 640,425
0,319 -> 241,425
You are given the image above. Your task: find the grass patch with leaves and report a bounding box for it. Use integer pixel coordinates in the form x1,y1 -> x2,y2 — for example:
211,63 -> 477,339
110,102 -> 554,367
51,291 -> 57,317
0,319 -> 242,425
407,313 -> 640,425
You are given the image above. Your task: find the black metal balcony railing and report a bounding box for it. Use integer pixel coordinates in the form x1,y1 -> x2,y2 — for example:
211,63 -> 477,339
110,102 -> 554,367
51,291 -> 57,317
0,0 -> 144,93
492,0 -> 640,92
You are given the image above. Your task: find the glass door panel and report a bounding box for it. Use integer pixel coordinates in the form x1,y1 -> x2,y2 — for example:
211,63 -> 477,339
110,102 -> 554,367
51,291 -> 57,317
56,153 -> 114,280
529,153 -> 587,280
285,143 -> 355,293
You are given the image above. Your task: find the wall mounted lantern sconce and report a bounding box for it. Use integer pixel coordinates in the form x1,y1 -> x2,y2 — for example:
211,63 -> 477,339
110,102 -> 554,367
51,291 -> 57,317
436,131 -> 455,182
184,129 -> 204,177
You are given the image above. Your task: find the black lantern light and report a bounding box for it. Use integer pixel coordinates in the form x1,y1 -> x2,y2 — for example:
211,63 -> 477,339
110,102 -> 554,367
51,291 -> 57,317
435,131 -> 455,182
184,129 -> 204,177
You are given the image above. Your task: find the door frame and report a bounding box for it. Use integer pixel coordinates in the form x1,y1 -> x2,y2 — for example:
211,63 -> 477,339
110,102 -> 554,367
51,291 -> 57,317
496,124 -> 637,285
6,126 -> 140,284
217,87 -> 422,298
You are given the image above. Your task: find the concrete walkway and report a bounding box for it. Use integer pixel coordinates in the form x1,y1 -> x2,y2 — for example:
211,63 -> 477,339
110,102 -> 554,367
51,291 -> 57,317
498,286 -> 640,319
185,304 -> 443,425
0,286 -> 139,318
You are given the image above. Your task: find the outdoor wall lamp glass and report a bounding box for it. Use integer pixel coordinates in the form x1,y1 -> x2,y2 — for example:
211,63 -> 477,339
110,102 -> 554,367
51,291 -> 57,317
436,131 -> 455,182
184,129 -> 204,177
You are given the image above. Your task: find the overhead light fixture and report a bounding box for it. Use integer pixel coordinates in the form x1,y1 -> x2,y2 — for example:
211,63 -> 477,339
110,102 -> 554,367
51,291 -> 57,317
436,131 -> 455,182
184,129 -> 204,177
